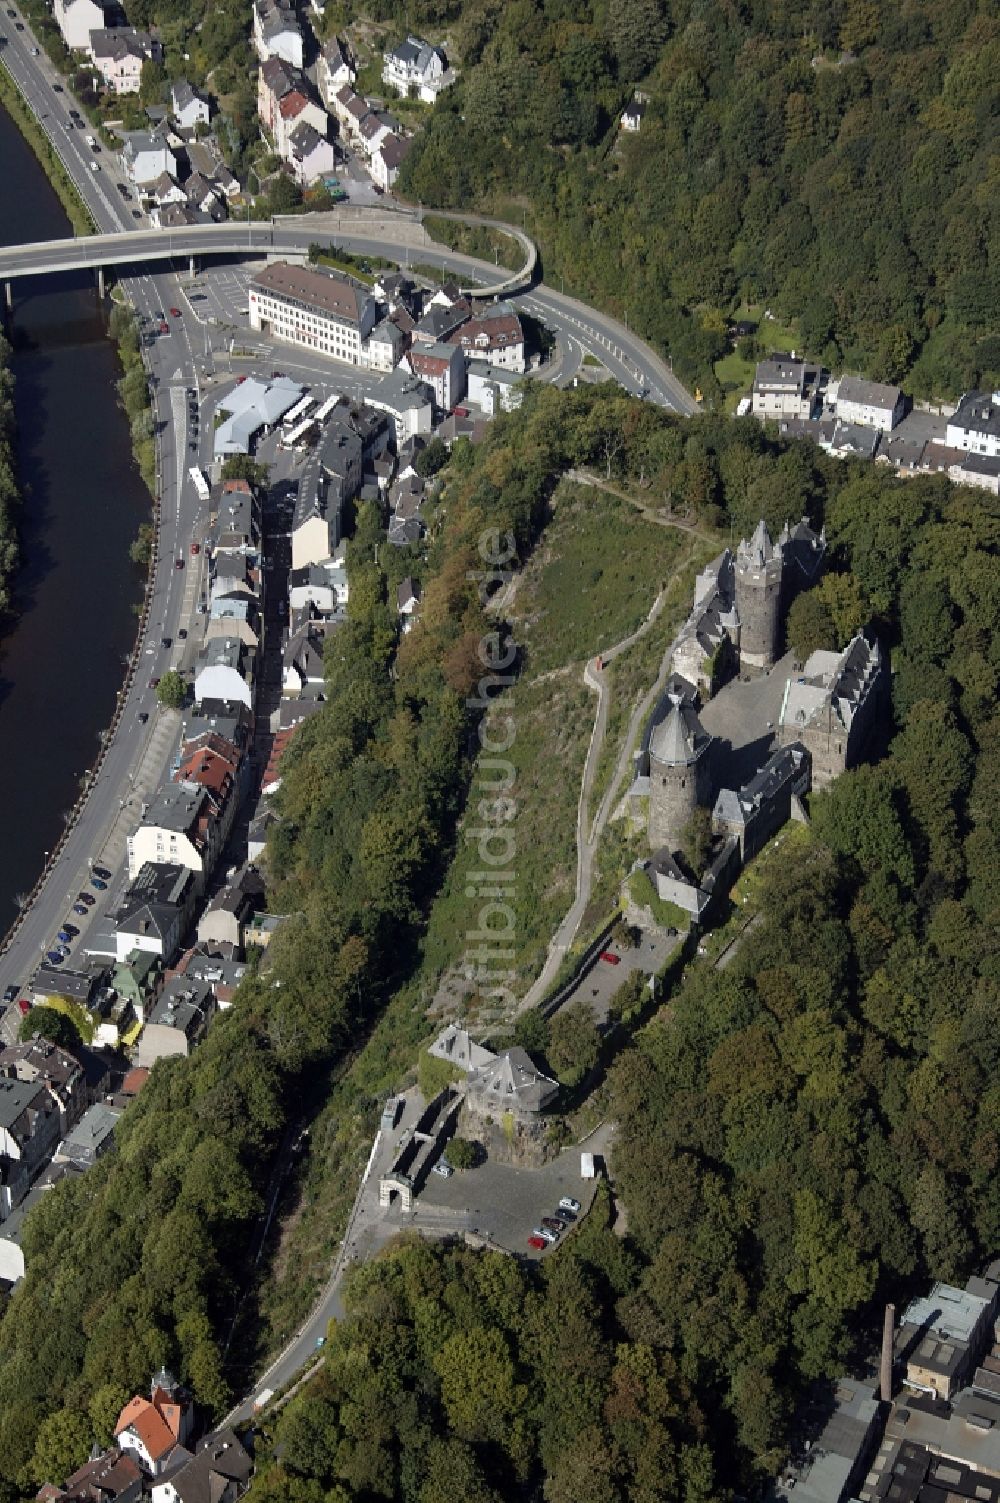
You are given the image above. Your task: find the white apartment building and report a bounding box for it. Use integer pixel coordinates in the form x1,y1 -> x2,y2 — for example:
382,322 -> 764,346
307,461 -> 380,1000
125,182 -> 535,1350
946,390 -> 1000,458
54,0 -> 107,52
834,376 -> 905,432
249,261 -> 378,366
752,356 -> 824,420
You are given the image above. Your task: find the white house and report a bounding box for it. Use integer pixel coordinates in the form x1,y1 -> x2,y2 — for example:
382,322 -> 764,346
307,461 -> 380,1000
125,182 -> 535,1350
367,370 -> 434,443
53,0 -> 107,52
397,576 -> 421,632
194,636 -> 256,709
317,35 -> 355,110
833,376 -> 905,432
171,79 -> 211,131
467,360 -> 523,415
620,95 -> 646,132
363,317 -> 405,373
115,1376 -> 194,1479
287,120 -> 335,185
121,130 -> 176,186
274,89 -> 328,159
89,28 -> 159,92
370,131 -> 410,191
404,340 -> 466,411
752,355 -> 824,420
446,302 -> 526,373
252,0 -> 302,68
946,390 -> 1000,459
382,35 -> 451,103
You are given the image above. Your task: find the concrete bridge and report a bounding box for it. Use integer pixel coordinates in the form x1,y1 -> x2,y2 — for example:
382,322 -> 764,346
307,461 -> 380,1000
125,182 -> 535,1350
0,208 -> 537,302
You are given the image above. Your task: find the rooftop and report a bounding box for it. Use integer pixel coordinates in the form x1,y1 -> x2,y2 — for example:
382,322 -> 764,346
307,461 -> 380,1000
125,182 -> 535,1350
252,261 -> 372,326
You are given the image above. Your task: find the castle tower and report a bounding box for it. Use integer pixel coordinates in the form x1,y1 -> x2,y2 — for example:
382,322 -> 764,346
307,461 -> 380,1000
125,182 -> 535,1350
647,703 -> 713,851
735,519 -> 784,671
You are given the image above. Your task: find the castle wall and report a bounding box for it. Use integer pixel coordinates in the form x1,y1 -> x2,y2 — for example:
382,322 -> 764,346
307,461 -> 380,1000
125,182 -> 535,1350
735,558 -> 783,670
648,756 -> 699,850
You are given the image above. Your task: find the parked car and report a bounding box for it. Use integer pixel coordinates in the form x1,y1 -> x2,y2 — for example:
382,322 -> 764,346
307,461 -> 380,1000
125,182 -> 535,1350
541,1217 -> 565,1234
175,557 -> 184,569
72,903 -> 89,916
533,1226 -> 558,1244
90,877 -> 108,890
46,951 -> 65,965
131,209 -> 141,219
558,1196 -> 581,1214
552,1207 -> 576,1224
177,628 -> 187,640
93,865 -> 111,880
61,923 -> 79,937
161,636 -> 172,649
190,542 -> 200,555
527,1235 -> 548,1251
57,930 -> 74,945
2,984 -> 18,1003
76,892 -> 95,907
159,320 -> 169,333
599,950 -> 620,965
148,677 -> 160,689
431,1160 -> 453,1178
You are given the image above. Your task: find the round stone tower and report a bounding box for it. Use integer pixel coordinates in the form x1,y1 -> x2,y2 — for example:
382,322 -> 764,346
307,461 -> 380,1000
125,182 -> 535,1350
647,703 -> 713,851
735,519 -> 784,671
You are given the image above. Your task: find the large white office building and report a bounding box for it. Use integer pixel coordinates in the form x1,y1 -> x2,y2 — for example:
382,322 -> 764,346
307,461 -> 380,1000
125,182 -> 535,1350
248,261 -> 378,366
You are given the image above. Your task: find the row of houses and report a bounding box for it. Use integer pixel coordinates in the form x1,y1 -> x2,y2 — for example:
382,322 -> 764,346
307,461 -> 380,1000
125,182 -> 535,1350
751,355 -> 1000,492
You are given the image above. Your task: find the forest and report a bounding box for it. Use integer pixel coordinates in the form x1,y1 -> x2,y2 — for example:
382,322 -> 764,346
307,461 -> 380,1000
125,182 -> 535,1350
0,383 -> 996,1500
388,0 -> 1000,402
0,334 -> 21,621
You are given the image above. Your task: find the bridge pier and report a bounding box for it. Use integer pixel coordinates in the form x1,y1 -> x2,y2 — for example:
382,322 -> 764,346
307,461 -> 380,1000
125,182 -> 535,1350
3,282 -> 11,317
96,266 -> 106,299
188,255 -> 197,277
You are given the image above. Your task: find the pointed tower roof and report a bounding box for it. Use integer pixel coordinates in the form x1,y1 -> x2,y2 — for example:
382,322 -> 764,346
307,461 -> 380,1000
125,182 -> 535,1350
738,518 -> 775,567
649,703 -> 709,766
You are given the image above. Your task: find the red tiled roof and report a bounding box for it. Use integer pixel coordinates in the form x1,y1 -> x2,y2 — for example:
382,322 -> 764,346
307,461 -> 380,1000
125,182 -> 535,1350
121,1067 -> 150,1095
279,91 -> 309,119
114,1399 -> 176,1462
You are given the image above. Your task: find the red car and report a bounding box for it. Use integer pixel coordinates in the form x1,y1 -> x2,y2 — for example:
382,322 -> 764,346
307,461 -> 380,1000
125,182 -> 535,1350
599,950 -> 621,965
190,542 -> 200,555
149,677 -> 160,689
235,375 -> 247,384
527,1235 -> 547,1251
18,998 -> 30,1016
169,307 -> 181,317
159,320 -> 169,333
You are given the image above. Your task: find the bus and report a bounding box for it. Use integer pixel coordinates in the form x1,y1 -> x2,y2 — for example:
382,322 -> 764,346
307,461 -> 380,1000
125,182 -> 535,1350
313,393 -> 339,425
281,417 -> 318,451
281,395 -> 315,434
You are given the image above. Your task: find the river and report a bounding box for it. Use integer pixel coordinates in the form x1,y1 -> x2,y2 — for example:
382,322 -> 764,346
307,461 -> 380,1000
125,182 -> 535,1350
0,102 -> 147,936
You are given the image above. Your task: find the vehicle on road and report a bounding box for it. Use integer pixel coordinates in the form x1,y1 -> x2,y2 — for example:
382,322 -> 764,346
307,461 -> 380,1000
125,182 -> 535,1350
93,865 -> 111,880
2,985 -> 18,1003
45,951 -> 64,965
189,542 -> 200,555
76,892 -> 95,907
13,20 -> 22,27
252,1389 -> 274,1414
149,677 -> 160,689
131,209 -> 141,219
527,1235 -> 548,1251
85,133 -> 96,146
175,557 -> 184,569
599,950 -> 620,965
533,1225 -> 558,1243
5,10 -> 15,17
431,1160 -> 453,1178
159,320 -> 169,332
90,161 -> 99,173
72,903 -> 89,916
315,1336 -> 326,1349
52,82 -> 62,90
137,711 -> 148,723
169,307 -> 181,318
558,1196 -> 581,1214
381,1097 -> 400,1129
161,636 -> 172,649
68,108 -> 80,118
178,628 -> 187,640
552,1207 -> 576,1224
90,877 -> 108,891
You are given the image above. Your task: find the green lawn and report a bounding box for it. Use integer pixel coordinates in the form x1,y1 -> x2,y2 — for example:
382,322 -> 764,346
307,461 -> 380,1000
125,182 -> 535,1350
512,481 -> 686,675
715,305 -> 800,411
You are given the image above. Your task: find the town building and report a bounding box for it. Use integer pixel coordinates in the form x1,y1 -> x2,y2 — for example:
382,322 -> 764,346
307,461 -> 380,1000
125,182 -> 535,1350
446,302 -> 526,372
89,29 -> 160,93
170,79 -> 210,130
287,121 -> 335,185
113,863 -> 197,965
367,370 -> 434,442
465,1048 -> 559,1119
0,1039 -> 87,1136
0,1161 -> 81,1283
381,35 -> 452,103
196,866 -> 264,953
53,0 -> 108,52
193,637 -> 256,710
752,355 -> 825,420
115,1374 -> 194,1479
370,132 -> 410,191
54,1101 -> 121,1170
317,35 -> 355,109
834,375 -> 905,431
404,340 -> 466,410
213,376 -> 304,458
120,130 -> 176,186
768,1377 -> 881,1503
466,361 -> 523,415
248,262 -> 378,366
897,1279 -> 1000,1402
39,1446 -> 144,1503
735,518 -> 786,671
364,317 -> 405,373
0,1077 -> 61,1214
135,977 -> 215,1067
252,0 -> 302,68
620,95 -> 646,132
779,632 -> 887,787
274,89 -> 328,160
397,576 -> 421,632
946,389 -> 1000,458
150,1430 -> 253,1503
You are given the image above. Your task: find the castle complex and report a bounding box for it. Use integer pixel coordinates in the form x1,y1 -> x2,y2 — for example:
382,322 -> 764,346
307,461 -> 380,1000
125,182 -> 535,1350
632,518 -> 887,902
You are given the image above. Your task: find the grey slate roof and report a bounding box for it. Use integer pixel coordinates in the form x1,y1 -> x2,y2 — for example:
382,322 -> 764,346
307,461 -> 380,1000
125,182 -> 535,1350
649,702 -> 710,766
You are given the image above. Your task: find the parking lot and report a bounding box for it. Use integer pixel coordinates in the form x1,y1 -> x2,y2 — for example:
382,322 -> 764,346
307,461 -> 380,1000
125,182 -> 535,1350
411,1123 -> 613,1260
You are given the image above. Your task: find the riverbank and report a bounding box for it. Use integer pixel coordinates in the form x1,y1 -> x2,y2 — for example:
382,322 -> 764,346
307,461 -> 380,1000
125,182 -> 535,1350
0,61 -> 93,235
0,331 -> 20,618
